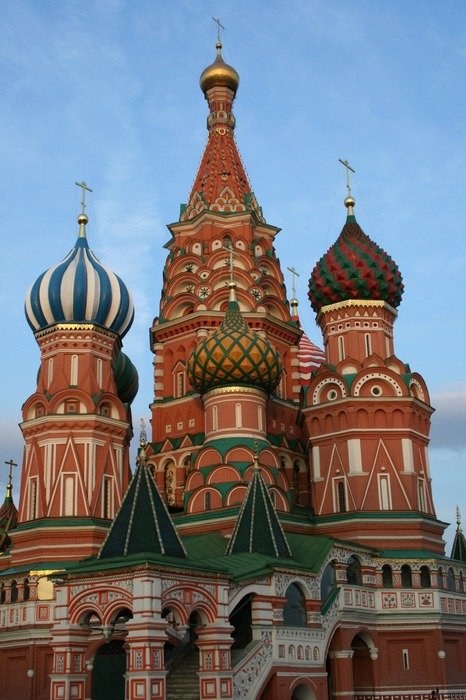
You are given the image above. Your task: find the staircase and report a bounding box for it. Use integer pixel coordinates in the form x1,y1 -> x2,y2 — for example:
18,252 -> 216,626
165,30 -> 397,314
166,647 -> 200,700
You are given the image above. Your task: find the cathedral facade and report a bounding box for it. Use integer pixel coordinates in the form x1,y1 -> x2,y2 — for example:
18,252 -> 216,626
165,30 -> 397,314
0,40 -> 466,700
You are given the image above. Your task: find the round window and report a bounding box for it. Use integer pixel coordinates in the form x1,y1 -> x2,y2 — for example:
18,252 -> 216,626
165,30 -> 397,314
371,386 -> 382,396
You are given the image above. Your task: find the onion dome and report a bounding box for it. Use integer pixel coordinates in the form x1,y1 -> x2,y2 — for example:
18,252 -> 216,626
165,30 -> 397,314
298,332 -> 325,384
200,39 -> 239,95
0,480 -> 18,553
308,198 -> 404,313
114,351 -> 139,404
188,283 -> 282,394
25,213 -> 134,338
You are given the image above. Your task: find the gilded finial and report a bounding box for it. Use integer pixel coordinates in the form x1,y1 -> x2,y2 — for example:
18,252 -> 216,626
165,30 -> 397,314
224,243 -> 238,301
287,265 -> 300,312
212,17 -> 225,47
138,419 -> 148,465
4,459 -> 17,498
457,506 -> 462,530
338,159 -> 356,215
75,181 -> 93,237
252,438 -> 260,471
200,20 -> 239,95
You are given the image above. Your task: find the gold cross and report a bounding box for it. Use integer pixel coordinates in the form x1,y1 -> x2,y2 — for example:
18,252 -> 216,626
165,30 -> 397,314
4,459 -> 17,492
212,17 -> 225,43
287,266 -> 300,298
75,181 -> 93,215
338,158 -> 355,198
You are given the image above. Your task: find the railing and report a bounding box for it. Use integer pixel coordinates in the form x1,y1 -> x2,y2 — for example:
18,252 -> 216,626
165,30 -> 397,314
232,631 -> 273,699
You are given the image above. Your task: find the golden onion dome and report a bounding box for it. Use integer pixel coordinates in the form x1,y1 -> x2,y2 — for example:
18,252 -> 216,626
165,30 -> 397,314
200,40 -> 240,95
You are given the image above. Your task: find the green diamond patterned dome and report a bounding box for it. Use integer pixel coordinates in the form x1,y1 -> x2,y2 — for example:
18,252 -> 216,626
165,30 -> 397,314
188,297 -> 282,394
308,213 -> 404,312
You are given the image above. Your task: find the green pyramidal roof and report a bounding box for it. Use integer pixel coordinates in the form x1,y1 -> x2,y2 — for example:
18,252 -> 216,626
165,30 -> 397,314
226,465 -> 291,558
451,524 -> 466,562
99,463 -> 186,559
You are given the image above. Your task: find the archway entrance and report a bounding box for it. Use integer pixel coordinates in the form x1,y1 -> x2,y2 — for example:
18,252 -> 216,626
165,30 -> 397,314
351,635 -> 374,696
291,683 -> 316,699
92,640 -> 126,700
165,611 -> 201,699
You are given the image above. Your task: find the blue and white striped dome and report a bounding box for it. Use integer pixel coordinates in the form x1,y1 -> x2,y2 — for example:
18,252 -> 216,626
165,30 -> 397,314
25,214 -> 134,338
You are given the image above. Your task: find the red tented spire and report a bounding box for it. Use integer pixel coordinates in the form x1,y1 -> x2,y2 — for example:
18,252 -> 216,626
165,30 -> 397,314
181,42 -> 264,223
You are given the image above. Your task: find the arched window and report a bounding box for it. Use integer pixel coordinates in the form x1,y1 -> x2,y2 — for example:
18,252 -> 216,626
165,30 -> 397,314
459,572 -> 464,593
401,564 -> 413,588
382,564 -> 393,588
223,234 -> 233,250
205,492 -> 211,511
70,354 -> 78,385
337,481 -> 346,513
420,566 -> 431,588
447,567 -> 456,592
212,405 -> 218,431
283,584 -> 307,627
10,580 -> 18,603
0,584 -> 5,604
364,333 -> 372,357
235,403 -> 242,428
346,556 -> 362,586
320,562 -> 336,603
438,567 -> 444,589
338,336 -> 345,361
23,578 -> 30,602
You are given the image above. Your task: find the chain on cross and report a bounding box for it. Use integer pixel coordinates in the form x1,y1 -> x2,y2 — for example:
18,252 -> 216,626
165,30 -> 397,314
212,17 -> 225,43
75,181 -> 93,215
287,266 -> 300,299
338,158 -> 355,198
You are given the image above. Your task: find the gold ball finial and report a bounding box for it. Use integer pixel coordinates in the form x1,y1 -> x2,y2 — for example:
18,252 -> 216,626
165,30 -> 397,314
344,196 -> 355,209
77,213 -> 89,226
200,41 -> 240,95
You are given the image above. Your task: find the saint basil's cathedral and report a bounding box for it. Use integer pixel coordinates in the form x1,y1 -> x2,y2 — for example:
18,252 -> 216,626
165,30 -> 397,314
0,38 -> 466,700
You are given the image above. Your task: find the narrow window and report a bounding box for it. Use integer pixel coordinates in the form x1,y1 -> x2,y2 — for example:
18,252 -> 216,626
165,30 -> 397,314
235,403 -> 242,428
63,475 -> 75,516
176,371 -> 185,398
205,492 -> 211,511
346,556 -> 362,586
418,479 -> 425,511
402,649 -> 409,670
364,333 -> 372,357
47,358 -> 54,388
257,405 -> 263,431
10,580 -> 18,604
338,336 -> 345,361
447,568 -> 456,592
23,579 -> 30,602
29,478 -> 38,520
96,358 -> 103,388
70,354 -> 78,385
103,477 -> 112,519
438,567 -> 444,589
212,405 -> 218,431
379,475 -> 391,510
337,481 -> 346,513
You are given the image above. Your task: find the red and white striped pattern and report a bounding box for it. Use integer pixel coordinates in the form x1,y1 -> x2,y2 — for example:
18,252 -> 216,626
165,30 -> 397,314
298,332 -> 325,384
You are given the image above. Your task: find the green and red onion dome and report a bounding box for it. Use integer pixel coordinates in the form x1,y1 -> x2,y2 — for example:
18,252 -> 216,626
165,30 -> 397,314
308,199 -> 404,313
188,286 -> 282,394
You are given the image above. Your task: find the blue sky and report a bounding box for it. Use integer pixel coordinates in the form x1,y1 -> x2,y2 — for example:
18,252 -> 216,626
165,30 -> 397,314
1,0 -> 465,549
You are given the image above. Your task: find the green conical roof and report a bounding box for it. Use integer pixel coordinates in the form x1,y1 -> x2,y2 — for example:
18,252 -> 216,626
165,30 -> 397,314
188,297 -> 282,394
0,485 -> 18,553
451,511 -> 466,562
226,462 -> 291,558
99,461 -> 186,559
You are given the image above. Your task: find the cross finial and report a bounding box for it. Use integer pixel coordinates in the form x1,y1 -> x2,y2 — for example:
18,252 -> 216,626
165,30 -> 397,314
75,181 -> 93,216
224,243 -> 238,300
252,438 -> 260,471
4,459 -> 17,496
338,158 -> 355,198
212,17 -> 225,44
457,506 -> 462,530
139,418 -> 147,447
287,266 -> 300,299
